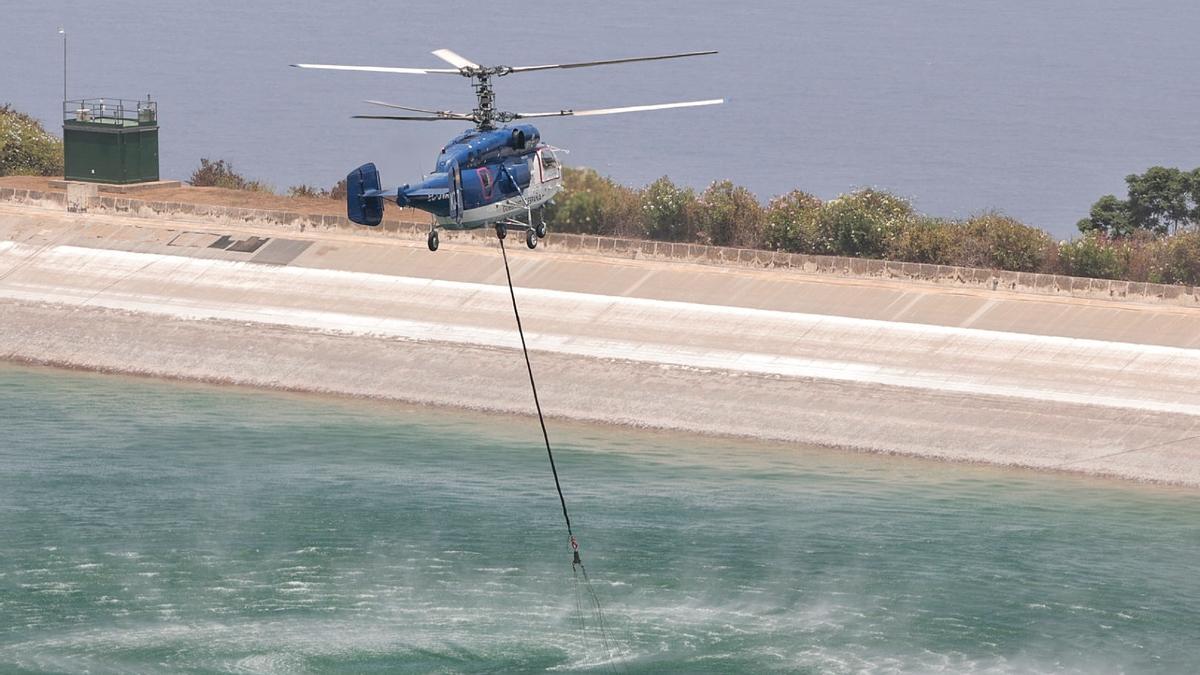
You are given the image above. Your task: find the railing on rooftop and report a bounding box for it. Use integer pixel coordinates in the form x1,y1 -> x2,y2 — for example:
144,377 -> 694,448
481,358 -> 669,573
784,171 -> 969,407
63,98 -> 157,127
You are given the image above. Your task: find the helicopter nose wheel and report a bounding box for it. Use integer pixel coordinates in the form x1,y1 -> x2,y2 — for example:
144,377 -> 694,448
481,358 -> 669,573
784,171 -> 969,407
495,224 -> 507,240
427,229 -> 439,251
525,228 -> 538,249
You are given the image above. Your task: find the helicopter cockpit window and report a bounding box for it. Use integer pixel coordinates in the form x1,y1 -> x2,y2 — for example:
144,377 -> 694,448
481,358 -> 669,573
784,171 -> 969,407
540,150 -> 561,180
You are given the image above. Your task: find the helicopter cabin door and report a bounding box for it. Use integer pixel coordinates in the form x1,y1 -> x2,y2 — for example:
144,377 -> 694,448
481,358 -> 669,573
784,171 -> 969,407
448,161 -> 463,224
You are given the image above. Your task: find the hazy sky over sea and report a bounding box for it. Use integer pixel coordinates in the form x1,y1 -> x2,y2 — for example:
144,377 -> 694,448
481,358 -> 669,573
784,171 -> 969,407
3,1 -> 1199,236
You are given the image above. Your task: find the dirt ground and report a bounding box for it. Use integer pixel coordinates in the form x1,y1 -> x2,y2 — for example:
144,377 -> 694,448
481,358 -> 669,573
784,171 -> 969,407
0,175 -> 425,221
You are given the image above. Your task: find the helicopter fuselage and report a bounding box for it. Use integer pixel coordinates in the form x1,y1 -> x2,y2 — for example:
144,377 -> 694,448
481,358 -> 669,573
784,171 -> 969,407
428,124 -> 563,229
345,123 -> 562,246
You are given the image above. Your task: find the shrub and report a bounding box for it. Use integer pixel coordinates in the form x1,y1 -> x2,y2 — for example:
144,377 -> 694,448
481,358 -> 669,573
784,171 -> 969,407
287,184 -> 328,198
951,211 -> 1050,272
1057,233 -> 1126,280
642,176 -> 701,241
0,104 -> 63,176
189,158 -> 271,192
1151,229 -> 1200,285
542,166 -> 644,237
817,189 -> 913,258
699,180 -> 765,247
764,190 -> 823,253
329,178 -> 347,201
887,216 -> 956,264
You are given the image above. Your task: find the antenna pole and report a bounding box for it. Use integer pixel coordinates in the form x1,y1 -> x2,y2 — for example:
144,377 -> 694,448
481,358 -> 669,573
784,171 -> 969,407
59,28 -> 67,104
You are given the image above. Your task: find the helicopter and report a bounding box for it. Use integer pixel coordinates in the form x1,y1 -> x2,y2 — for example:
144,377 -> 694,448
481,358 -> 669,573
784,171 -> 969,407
293,49 -> 722,251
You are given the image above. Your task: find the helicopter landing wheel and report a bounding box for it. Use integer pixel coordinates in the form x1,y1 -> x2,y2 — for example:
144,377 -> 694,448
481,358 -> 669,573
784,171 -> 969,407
526,228 -> 538,249
427,229 -> 439,251
495,223 -> 507,240
535,220 -> 547,239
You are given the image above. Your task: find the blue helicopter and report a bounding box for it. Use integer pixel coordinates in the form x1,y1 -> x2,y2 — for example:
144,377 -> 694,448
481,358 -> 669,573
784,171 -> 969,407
293,49 -> 722,251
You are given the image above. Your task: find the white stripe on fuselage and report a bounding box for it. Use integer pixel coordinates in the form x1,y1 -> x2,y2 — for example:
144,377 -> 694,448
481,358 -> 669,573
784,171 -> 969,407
436,179 -> 561,229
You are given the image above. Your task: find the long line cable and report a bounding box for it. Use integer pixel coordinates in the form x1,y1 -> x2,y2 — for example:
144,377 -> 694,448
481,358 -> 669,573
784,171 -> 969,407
498,235 -> 574,542
498,234 -> 621,669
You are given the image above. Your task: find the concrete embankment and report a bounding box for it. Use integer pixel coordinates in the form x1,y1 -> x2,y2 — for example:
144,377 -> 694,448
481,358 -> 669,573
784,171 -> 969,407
1,202 -> 1199,485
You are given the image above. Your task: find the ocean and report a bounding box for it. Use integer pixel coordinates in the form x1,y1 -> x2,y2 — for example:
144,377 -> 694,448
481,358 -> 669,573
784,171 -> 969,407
1,364 -> 1198,672
3,1 -> 1200,236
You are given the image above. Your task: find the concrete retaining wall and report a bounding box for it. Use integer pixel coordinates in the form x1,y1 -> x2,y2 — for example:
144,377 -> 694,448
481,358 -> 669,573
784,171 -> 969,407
2,184 -> 1196,309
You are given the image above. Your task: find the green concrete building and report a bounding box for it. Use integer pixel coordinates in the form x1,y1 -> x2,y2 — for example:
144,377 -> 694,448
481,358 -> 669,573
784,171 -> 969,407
63,98 -> 159,184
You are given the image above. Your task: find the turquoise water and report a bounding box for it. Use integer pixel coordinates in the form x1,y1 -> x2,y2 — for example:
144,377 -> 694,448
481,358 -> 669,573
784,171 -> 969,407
1,364 -> 1198,673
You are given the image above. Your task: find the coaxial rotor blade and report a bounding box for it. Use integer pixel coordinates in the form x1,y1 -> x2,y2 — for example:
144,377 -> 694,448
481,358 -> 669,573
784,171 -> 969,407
291,63 -> 460,75
364,100 -> 473,118
431,49 -> 481,71
505,50 -> 717,74
511,98 -> 724,119
352,114 -> 476,121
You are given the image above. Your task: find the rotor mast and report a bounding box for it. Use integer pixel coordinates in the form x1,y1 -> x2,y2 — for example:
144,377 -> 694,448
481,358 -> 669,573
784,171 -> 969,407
468,69 -> 501,130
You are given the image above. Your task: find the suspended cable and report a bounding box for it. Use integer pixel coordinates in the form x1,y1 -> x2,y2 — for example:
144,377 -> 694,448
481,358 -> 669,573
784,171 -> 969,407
497,235 -> 621,669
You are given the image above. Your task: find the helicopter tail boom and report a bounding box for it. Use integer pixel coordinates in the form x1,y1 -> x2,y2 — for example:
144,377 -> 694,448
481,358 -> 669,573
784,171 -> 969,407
346,163 -> 457,226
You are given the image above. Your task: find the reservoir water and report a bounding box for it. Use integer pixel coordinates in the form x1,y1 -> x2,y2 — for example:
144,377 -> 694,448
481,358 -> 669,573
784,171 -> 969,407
1,364 -> 1198,672
4,1 -> 1200,236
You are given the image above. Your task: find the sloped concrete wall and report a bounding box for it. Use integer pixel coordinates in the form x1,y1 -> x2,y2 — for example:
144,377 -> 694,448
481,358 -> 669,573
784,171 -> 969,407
1,185 -> 1196,308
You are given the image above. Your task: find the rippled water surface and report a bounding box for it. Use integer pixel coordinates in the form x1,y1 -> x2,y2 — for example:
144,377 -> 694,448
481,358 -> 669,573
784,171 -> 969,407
1,364 -> 1198,673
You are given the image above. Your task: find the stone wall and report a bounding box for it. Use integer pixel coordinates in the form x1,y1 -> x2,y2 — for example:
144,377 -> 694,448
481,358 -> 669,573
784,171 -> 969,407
1,185 -> 1196,308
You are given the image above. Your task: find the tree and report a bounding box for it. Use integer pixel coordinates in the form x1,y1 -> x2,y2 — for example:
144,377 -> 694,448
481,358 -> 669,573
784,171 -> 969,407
1189,168 -> 1200,224
1126,167 -> 1192,234
699,180 -> 766,247
1077,194 -> 1133,237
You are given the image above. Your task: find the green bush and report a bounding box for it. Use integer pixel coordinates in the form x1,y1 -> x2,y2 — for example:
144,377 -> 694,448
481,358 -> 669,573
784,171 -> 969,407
641,176 -> 701,242
1058,233 -> 1126,280
887,217 -> 956,264
817,189 -> 913,258
951,212 -> 1050,272
1152,230 -> 1200,285
542,167 -> 644,237
764,190 -> 823,253
0,104 -> 63,176
189,158 -> 271,192
700,180 -> 766,247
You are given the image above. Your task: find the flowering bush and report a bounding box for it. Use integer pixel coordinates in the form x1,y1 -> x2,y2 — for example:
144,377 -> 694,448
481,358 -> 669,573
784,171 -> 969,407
642,176 -> 700,241
1057,232 -> 1126,279
0,104 -> 63,176
817,189 -> 914,258
764,190 -> 823,253
542,167 -> 644,237
700,180 -> 765,247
